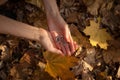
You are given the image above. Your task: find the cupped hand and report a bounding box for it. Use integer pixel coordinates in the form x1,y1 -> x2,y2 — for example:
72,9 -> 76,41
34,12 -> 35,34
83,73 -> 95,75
47,15 -> 78,55
37,28 -> 63,55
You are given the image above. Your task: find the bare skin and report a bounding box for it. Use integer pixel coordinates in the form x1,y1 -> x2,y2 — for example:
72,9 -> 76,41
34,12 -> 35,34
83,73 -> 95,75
0,0 -> 77,55
43,0 -> 77,55
0,15 -> 62,54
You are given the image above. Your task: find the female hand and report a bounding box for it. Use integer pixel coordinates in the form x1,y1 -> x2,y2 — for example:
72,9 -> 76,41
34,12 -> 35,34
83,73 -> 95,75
43,0 -> 78,55
47,15 -> 78,55
37,28 -> 63,55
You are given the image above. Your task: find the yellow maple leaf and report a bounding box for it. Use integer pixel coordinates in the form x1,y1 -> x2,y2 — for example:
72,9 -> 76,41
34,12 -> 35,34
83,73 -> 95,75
43,51 -> 78,80
83,18 -> 112,49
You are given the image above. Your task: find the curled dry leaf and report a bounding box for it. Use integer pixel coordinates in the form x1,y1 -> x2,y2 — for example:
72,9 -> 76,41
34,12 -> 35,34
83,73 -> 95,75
0,45 -> 12,61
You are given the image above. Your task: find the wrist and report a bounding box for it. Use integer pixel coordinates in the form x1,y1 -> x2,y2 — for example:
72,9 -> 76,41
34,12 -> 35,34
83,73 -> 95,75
47,14 -> 67,27
43,0 -> 60,19
34,28 -> 42,42
34,28 -> 47,43
46,8 -> 61,22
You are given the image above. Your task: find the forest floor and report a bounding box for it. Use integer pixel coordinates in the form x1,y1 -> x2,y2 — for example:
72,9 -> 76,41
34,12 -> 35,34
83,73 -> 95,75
0,0 -> 120,80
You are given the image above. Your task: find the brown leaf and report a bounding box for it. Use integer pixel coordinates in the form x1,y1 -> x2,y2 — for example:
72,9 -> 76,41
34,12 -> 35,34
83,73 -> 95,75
25,0 -> 44,9
9,49 -> 46,80
83,0 -> 104,15
43,51 -> 78,80
103,39 -> 120,63
20,50 -> 38,66
32,67 -> 53,80
66,12 -> 78,23
0,45 -> 12,61
69,24 -> 91,48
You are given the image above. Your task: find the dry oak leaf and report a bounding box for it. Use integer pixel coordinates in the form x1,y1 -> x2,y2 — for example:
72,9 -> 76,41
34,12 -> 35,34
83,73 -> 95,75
83,18 -> 112,49
43,51 -> 78,80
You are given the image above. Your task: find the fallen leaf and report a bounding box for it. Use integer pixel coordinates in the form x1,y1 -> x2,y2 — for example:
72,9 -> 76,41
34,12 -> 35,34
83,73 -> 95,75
32,67 -> 53,80
0,45 -> 12,61
83,18 -> 112,49
43,51 -> 78,80
96,71 -> 108,80
0,70 -> 7,80
75,47 -> 82,56
83,0 -> 104,15
69,24 -> 91,48
117,66 -> 120,78
83,0 -> 95,6
25,0 -> 44,10
10,64 -> 26,80
84,48 -> 96,66
103,39 -> 120,63
20,50 -> 39,66
9,49 -> 48,80
82,69 -> 94,80
37,61 -> 46,70
82,60 -> 93,71
66,12 -> 78,23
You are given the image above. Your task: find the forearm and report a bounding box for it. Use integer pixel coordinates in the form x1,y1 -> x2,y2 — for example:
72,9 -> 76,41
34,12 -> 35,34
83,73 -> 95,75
0,15 -> 39,41
43,0 -> 66,26
43,0 -> 60,19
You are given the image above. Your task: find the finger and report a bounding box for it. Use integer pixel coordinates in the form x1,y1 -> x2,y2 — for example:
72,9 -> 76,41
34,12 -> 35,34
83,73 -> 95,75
74,41 -> 78,50
64,43 -> 71,56
68,36 -> 75,53
64,32 -> 75,54
59,36 -> 70,55
56,41 -> 61,50
50,31 -> 61,49
59,42 -> 67,55
71,41 -> 78,55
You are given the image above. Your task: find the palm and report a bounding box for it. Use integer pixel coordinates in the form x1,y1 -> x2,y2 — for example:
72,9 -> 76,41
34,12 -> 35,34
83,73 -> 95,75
47,16 -> 76,55
38,28 -> 62,54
